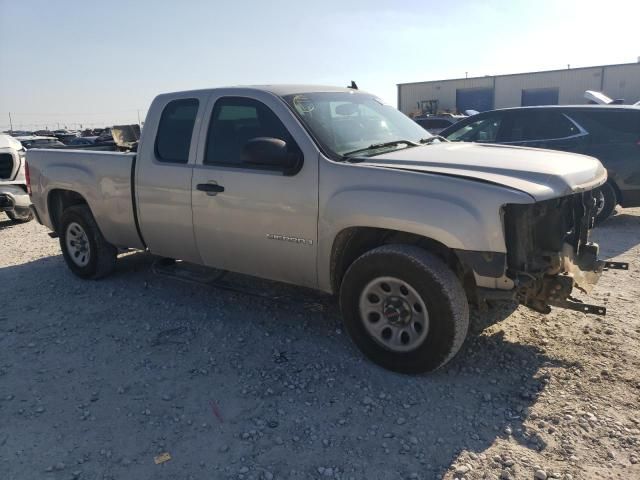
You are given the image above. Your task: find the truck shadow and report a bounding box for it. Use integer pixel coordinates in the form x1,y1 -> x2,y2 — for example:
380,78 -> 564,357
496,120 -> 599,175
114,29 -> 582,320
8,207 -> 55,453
0,217 -> 18,231
1,252 -> 571,479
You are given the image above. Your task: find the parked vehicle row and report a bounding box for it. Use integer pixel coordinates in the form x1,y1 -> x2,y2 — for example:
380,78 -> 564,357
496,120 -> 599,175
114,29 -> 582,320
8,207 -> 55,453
26,85 -> 622,373
2,127 -> 116,148
438,105 -> 640,223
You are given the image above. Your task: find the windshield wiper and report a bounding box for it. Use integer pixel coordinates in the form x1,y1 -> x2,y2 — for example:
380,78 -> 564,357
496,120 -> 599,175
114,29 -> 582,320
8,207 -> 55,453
420,135 -> 450,144
342,139 -> 419,158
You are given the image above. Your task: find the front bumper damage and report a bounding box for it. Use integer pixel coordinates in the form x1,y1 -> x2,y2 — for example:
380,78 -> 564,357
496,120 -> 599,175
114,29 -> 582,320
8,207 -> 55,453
503,190 -> 628,316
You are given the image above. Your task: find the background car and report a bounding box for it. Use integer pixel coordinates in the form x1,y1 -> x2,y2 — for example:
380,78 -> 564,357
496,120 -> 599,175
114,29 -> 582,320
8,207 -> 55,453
53,130 -> 78,144
15,136 -> 66,149
414,114 -> 466,135
68,136 -> 98,146
440,105 -> 640,222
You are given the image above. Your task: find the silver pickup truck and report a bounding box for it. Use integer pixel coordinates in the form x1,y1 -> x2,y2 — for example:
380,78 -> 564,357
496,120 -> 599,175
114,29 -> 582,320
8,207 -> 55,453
26,85 -> 620,373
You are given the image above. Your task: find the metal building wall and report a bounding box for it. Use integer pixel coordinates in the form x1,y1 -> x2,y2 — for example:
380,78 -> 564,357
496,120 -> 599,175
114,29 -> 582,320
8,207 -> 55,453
494,67 -> 603,108
398,77 -> 493,115
398,63 -> 640,114
602,63 -> 640,103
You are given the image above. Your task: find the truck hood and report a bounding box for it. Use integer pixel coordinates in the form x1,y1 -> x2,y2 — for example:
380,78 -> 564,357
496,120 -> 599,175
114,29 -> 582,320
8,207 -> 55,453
356,142 -> 607,201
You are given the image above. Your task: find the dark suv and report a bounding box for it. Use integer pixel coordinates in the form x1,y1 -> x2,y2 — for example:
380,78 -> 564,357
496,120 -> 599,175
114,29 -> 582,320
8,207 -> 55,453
440,105 -> 640,222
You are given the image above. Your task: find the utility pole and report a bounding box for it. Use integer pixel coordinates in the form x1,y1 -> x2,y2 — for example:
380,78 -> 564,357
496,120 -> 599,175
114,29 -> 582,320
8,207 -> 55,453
8,112 -> 13,133
137,109 -> 141,125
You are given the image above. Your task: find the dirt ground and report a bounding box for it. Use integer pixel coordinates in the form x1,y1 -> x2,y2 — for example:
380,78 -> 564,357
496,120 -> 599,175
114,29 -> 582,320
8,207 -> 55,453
1,209 -> 638,480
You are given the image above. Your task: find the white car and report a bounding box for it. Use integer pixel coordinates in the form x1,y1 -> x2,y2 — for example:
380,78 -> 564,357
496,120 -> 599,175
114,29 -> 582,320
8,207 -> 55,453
0,134 -> 32,222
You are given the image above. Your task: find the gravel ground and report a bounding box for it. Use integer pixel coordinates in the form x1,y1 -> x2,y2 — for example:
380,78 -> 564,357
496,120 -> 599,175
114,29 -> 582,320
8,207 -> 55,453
1,209 -> 639,480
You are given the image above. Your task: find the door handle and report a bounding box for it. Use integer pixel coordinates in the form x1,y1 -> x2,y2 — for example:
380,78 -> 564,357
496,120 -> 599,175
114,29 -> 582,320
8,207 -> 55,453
196,183 -> 225,195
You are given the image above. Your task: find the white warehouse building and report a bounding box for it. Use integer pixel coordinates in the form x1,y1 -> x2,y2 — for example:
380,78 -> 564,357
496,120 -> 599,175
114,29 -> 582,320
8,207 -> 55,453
397,62 -> 640,116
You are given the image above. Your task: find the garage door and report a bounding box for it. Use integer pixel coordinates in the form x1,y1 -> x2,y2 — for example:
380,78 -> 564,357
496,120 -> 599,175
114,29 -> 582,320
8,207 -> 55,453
456,88 -> 494,113
521,88 -> 559,106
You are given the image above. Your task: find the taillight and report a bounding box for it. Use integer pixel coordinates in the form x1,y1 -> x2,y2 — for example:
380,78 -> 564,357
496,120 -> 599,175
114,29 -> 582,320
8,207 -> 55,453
25,159 -> 32,195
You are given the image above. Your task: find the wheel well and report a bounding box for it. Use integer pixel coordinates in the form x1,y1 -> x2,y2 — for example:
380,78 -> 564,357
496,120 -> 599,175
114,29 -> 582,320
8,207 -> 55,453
330,227 -> 475,298
608,180 -> 622,204
48,189 -> 88,233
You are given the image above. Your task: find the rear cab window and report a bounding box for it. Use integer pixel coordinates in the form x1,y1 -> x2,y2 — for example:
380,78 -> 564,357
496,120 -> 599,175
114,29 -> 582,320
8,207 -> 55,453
155,98 -> 199,163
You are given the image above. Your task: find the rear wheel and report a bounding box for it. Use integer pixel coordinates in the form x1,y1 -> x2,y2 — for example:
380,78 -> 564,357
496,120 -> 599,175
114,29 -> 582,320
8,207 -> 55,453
59,205 -> 117,279
594,183 -> 617,225
339,244 -> 469,374
6,208 -> 33,223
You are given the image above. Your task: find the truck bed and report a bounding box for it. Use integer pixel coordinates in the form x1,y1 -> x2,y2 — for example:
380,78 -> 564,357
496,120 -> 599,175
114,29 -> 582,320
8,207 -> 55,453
27,149 -> 143,250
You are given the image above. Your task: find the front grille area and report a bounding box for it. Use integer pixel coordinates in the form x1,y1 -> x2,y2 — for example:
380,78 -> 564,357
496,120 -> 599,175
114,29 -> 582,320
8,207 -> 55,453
0,153 -> 14,179
503,191 -> 596,274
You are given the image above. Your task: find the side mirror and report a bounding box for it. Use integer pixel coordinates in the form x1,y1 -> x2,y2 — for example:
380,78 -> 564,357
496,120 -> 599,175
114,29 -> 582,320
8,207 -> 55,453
241,137 -> 301,175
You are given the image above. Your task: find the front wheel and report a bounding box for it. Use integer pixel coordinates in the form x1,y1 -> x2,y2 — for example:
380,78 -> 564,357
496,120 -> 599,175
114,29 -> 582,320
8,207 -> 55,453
59,205 -> 117,279
339,244 -> 469,374
594,183 -> 617,225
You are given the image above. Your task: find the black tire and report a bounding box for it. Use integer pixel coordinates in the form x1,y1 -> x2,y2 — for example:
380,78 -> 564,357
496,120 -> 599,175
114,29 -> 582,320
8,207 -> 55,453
339,244 -> 469,374
59,205 -> 117,279
6,208 -> 33,223
594,182 -> 617,225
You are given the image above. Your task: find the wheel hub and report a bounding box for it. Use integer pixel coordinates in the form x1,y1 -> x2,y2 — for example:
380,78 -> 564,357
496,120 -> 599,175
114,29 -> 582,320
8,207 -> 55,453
66,222 -> 91,267
382,296 -> 412,326
358,276 -> 429,353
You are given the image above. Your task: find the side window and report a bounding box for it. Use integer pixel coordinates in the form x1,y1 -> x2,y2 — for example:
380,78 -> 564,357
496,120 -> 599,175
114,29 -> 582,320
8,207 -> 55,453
155,98 -> 199,163
205,97 -> 297,167
502,111 -> 580,142
447,115 -> 502,142
570,110 -> 639,144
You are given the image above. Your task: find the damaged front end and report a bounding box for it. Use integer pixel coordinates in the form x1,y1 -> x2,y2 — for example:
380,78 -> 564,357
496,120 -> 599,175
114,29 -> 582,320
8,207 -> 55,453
503,190 -> 627,316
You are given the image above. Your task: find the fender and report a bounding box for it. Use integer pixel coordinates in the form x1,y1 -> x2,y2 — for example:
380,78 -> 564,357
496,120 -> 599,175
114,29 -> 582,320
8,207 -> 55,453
317,162 -> 535,292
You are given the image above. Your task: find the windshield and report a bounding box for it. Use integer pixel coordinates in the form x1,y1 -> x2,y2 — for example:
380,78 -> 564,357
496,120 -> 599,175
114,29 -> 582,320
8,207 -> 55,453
283,92 -> 431,159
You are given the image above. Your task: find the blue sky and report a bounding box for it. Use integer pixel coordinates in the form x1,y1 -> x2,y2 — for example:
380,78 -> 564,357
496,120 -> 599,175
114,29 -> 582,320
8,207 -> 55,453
1,0 -> 639,130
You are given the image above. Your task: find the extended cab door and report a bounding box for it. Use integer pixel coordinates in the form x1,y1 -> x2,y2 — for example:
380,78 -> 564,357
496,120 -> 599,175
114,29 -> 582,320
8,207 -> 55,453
191,90 -> 319,288
135,92 -> 209,263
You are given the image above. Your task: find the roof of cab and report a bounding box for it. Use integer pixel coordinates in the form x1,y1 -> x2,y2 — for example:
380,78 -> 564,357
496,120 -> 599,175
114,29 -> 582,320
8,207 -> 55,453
155,84 -> 368,99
